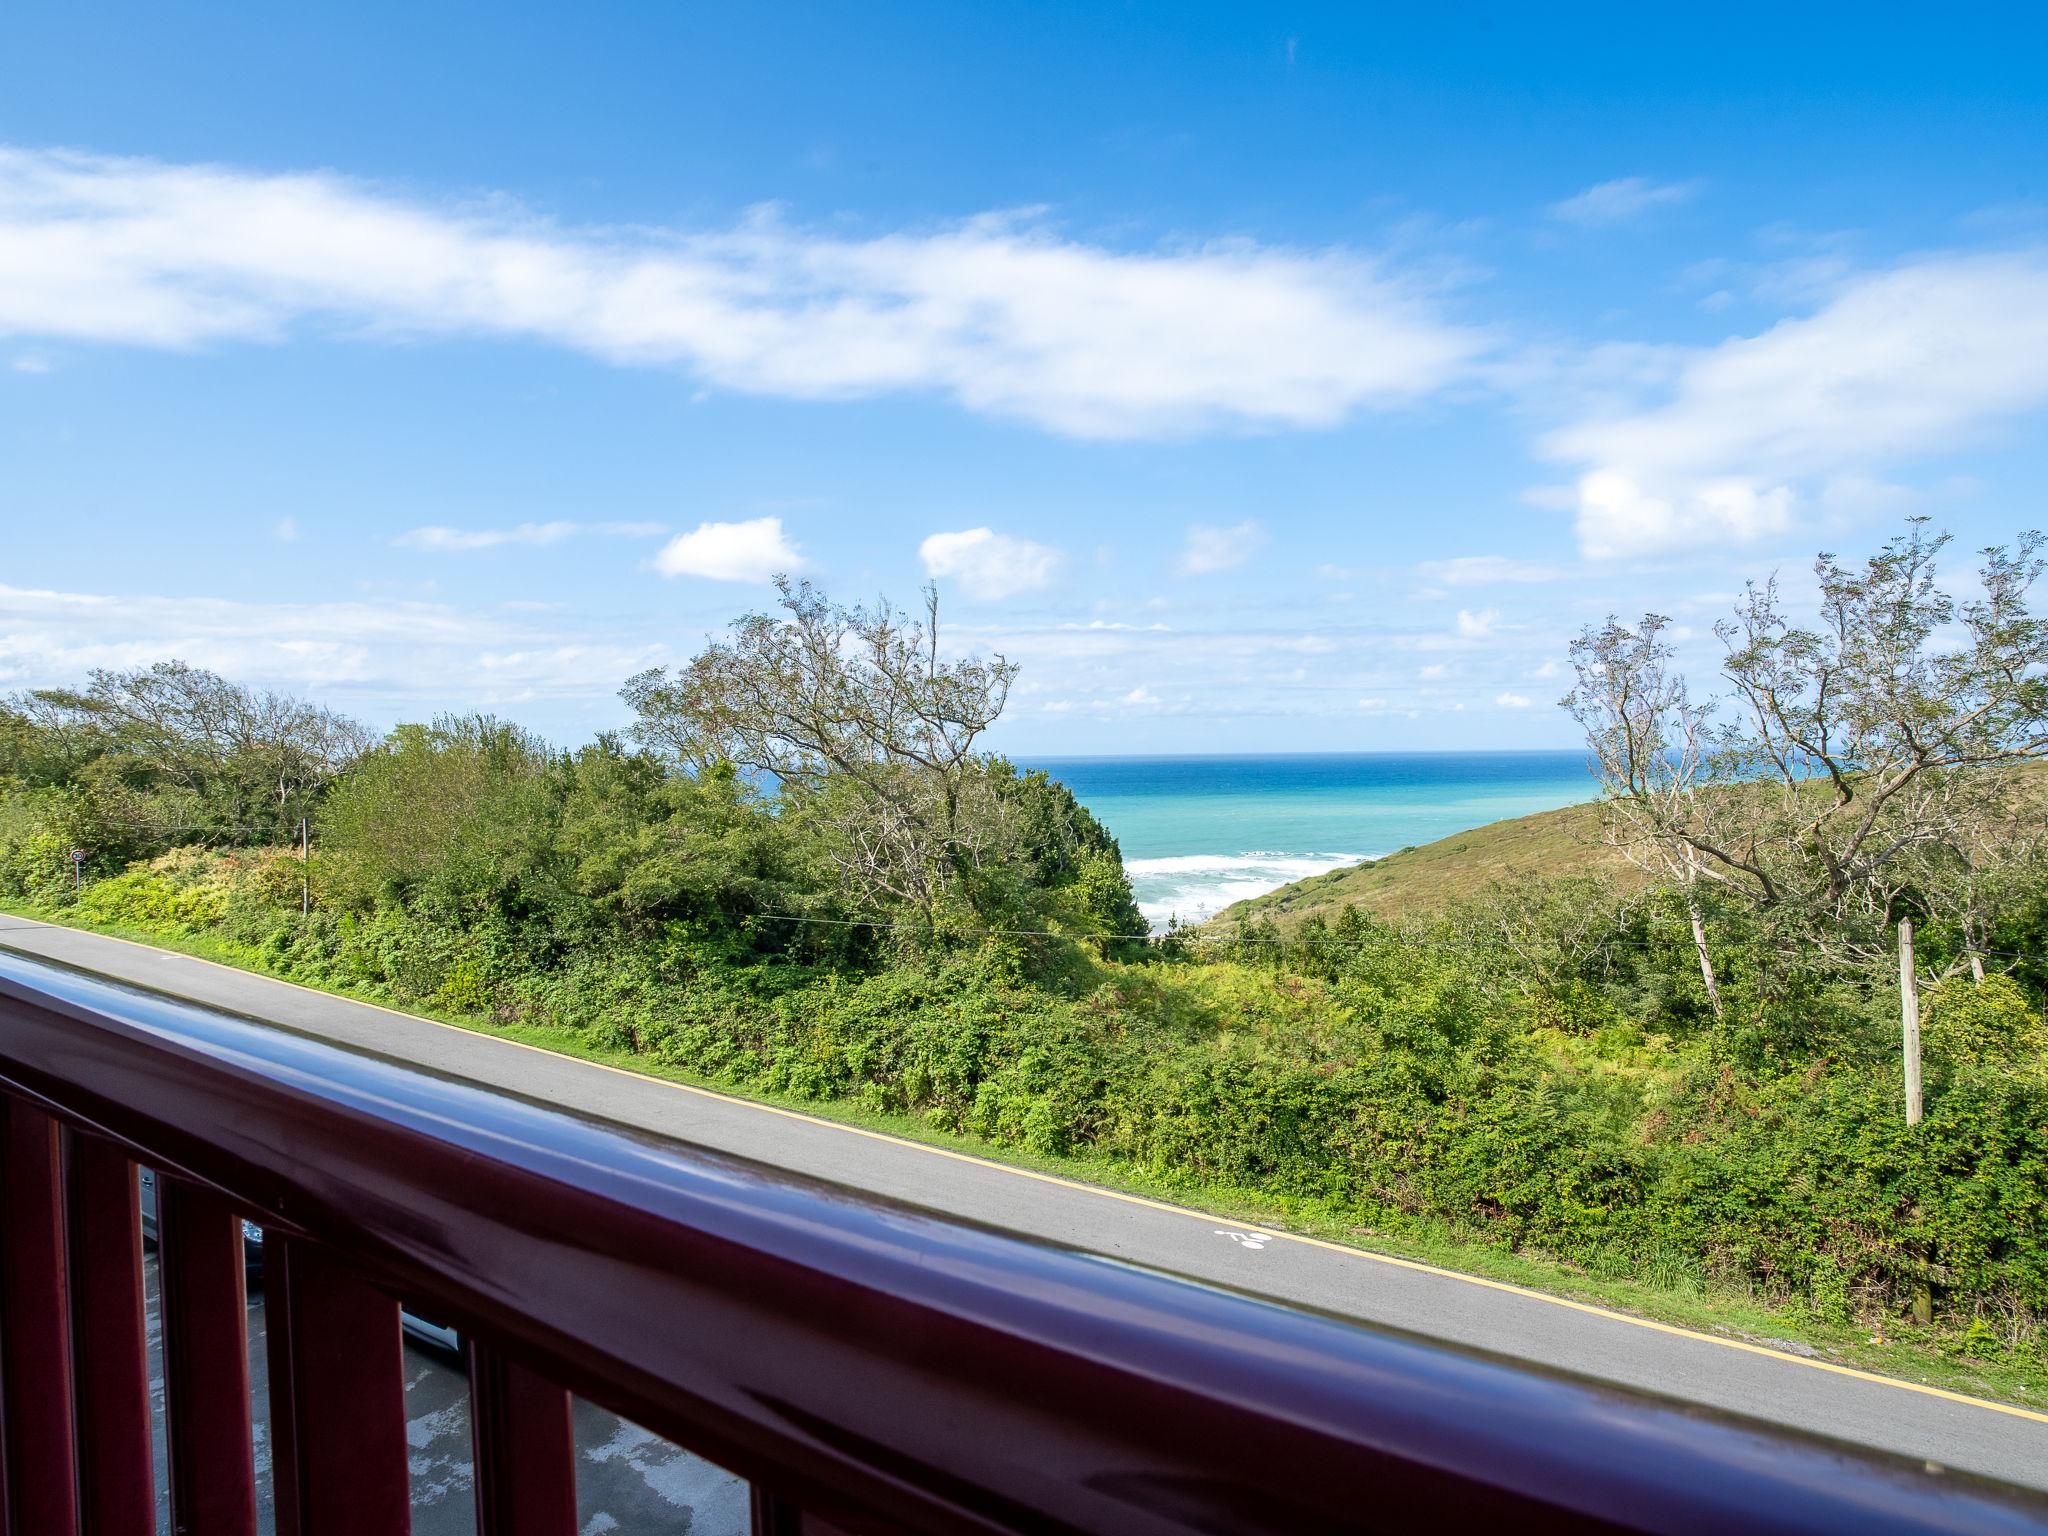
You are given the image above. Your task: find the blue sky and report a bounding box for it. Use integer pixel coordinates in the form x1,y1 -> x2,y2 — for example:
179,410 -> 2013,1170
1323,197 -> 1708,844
6,2 -> 2048,753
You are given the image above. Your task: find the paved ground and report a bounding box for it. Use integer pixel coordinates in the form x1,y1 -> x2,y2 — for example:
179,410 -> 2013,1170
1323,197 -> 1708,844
8,915 -> 2045,1498
140,1251 -> 751,1535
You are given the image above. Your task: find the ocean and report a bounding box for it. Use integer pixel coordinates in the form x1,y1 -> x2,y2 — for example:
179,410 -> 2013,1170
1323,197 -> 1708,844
1023,752 -> 1599,930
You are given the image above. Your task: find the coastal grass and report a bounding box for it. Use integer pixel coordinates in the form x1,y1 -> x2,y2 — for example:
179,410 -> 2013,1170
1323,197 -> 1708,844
1215,764 -> 2048,933
1209,798 -> 1637,930
9,896 -> 2046,1414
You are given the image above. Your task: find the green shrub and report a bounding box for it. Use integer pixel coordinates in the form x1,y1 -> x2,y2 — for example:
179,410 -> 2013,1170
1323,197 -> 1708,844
1924,975 -> 2048,1070
14,827 -> 2046,1345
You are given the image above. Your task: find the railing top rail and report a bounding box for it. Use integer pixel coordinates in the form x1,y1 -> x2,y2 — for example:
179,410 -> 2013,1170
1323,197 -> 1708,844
2,948 -> 2042,1536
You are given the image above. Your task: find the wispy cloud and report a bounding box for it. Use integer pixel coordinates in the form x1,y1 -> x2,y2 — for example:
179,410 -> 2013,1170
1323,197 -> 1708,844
1539,249 -> 2048,557
919,528 -> 1064,598
0,580 -> 670,713
394,520 -> 664,553
652,516 -> 802,581
1548,176 -> 1701,227
1417,555 -> 1566,585
0,146 -> 1485,439
1176,520 -> 1266,576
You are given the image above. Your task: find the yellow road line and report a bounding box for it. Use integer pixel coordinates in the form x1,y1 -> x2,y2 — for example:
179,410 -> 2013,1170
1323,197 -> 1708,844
5,914 -> 2045,1429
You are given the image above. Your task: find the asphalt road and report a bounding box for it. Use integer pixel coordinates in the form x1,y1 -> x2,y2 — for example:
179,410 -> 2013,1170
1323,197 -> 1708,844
7,915 -> 2045,1496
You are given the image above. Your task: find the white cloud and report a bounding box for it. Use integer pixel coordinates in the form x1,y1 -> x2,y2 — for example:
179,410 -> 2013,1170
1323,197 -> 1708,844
1417,555 -> 1565,585
273,517 -> 301,542
1121,685 -> 1160,705
395,520 -> 665,553
1455,607 -> 1499,638
653,516 -> 802,582
1357,697 -> 1389,712
395,520 -> 580,552
0,580 -> 670,711
1177,520 -> 1266,576
918,527 -> 1064,598
1540,250 -> 2048,557
1495,691 -> 1533,709
1548,177 -> 1700,227
11,353 -> 51,373
0,146 -> 1484,439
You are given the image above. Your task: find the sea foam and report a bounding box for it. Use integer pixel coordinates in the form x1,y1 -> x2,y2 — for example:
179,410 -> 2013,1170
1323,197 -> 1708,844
1124,851 -> 1371,931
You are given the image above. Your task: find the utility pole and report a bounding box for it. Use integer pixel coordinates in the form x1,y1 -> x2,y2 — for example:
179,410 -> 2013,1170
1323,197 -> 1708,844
300,816 -> 311,917
1898,916 -> 1922,1127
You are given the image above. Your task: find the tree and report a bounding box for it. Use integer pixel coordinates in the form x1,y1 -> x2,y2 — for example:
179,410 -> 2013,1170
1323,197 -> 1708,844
320,715 -> 554,915
622,578 -> 1020,923
1564,614 -> 1727,1018
551,739 -> 830,954
1573,524 -> 2048,960
6,661 -> 370,848
1710,522 -> 2048,959
1567,521 -> 2048,1121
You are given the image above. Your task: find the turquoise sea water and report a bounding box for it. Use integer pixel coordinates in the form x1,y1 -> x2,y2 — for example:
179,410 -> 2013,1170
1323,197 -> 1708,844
1023,752 -> 1599,929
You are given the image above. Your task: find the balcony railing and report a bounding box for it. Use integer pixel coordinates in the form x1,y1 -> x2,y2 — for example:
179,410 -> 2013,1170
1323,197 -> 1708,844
2,946 -> 2044,1536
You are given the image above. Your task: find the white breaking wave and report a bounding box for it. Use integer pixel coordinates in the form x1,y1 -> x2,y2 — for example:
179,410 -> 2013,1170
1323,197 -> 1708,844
1125,851 -> 1372,931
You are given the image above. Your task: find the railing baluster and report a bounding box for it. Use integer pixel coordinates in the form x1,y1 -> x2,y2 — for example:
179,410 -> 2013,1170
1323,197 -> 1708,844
263,1234 -> 411,1536
157,1177 -> 257,1536
67,1133 -> 154,1536
749,1487 -> 803,1536
263,1222 -> 303,1536
468,1341 -> 577,1536
0,1099 -> 81,1536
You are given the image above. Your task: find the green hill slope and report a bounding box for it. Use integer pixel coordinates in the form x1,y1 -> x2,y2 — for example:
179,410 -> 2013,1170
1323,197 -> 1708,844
1210,798 -> 1634,929
1213,761 -> 2048,932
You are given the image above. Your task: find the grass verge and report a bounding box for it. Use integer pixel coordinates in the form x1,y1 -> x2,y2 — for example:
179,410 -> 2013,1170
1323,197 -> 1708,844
4,898 -> 2044,1413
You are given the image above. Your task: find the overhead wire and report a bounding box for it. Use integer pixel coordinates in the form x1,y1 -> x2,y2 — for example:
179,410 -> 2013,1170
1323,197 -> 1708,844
741,907 -> 2047,963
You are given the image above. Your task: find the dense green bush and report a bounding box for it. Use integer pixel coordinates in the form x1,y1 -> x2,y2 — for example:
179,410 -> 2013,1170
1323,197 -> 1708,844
59,843 -> 2039,1340
7,675 -> 2045,1352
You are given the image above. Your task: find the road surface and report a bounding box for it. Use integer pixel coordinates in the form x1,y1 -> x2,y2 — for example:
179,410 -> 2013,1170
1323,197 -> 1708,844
5,914 -> 2044,1496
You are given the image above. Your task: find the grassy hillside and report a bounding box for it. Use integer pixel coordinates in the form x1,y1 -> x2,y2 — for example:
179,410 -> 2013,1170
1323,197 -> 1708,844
1214,763 -> 2048,933
1211,798 -> 1636,929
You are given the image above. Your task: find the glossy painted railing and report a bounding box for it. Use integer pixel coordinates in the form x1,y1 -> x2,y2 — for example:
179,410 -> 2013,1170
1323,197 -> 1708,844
1,947 -> 2045,1536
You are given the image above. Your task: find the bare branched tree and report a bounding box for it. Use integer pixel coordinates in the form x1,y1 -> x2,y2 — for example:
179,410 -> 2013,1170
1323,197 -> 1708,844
622,578 -> 1019,920
1564,614 -> 1727,1016
1710,522 -> 2048,958
12,661 -> 371,843
1572,525 -> 2048,959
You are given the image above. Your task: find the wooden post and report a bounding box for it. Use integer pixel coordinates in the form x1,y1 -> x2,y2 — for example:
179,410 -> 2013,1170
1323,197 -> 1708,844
1687,898 -> 1723,1021
300,815 -> 311,917
1899,917 -> 1921,1127
1899,916 -> 1931,1323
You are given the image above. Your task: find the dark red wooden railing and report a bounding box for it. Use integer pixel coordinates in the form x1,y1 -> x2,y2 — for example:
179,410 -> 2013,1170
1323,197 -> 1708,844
1,946 -> 2044,1536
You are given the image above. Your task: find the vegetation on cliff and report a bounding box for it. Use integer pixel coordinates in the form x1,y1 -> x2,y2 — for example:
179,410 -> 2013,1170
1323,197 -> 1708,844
4,530 -> 2046,1385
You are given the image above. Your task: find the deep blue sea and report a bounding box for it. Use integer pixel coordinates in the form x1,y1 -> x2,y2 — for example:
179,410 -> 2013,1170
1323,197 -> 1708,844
1022,752 -> 1598,929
